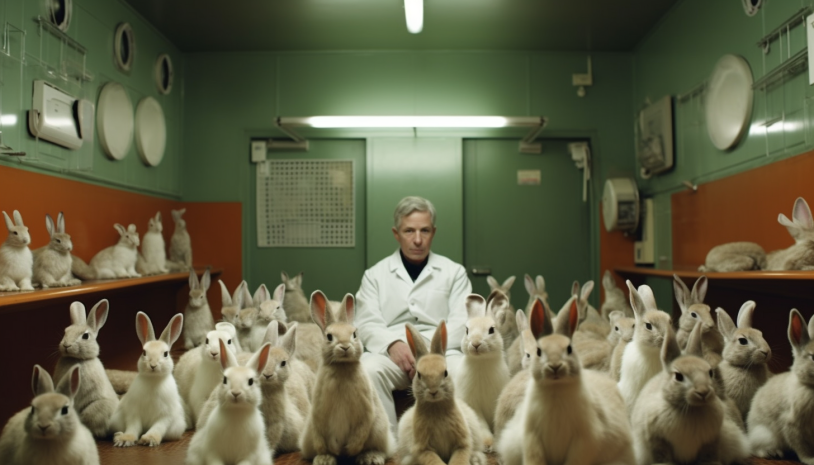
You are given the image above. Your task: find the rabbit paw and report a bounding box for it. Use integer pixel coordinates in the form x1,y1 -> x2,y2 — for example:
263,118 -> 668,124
113,432 -> 138,447
138,432 -> 162,447
314,454 -> 337,465
356,451 -> 386,465
471,451 -> 487,465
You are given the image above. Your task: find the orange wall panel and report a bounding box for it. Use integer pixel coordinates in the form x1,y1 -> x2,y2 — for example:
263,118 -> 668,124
599,201 -> 636,302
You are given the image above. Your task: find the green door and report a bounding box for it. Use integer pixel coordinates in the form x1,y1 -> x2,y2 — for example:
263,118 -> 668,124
463,139 -> 592,311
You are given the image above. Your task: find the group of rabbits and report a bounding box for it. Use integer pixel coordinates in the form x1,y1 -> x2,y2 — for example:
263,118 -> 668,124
0,208 -> 192,292
701,196 -> 814,272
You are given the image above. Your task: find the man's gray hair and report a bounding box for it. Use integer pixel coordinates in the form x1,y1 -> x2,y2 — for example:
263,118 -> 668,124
393,196 -> 436,229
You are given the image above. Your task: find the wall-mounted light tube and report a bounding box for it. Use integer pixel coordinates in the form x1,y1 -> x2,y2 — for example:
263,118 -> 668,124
279,116 -> 544,128
405,0 -> 423,34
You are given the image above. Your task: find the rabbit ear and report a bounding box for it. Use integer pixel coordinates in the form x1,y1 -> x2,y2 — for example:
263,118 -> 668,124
672,274 -> 690,314
219,280 -> 233,306
234,281 -> 248,308
241,284 -> 253,309
487,289 -> 510,316
637,285 -> 658,312
280,322 -> 297,355
608,310 -> 624,325
272,283 -> 285,305
406,323 -> 428,359
159,314 -> 184,348
69,302 -> 86,325
339,294 -> 355,323
114,223 -> 126,236
524,274 -> 535,295
45,214 -> 55,237
55,365 -> 81,400
57,212 -> 65,233
432,320 -> 447,355
264,321 -> 280,346
515,309 -> 528,332
535,275 -> 545,291
3,211 -> 13,230
200,268 -> 211,290
580,280 -> 594,302
136,312 -> 156,345
503,276 -> 516,289
661,327 -> 682,370
793,197 -> 814,229
692,276 -> 708,304
281,271 -> 290,282
486,276 -> 499,290
310,290 -> 330,330
529,296 -> 553,339
717,308 -> 737,340
685,321 -> 704,357
737,301 -> 756,329
32,364 -> 54,396
172,209 -> 181,221
465,294 -> 486,319
603,270 -> 616,290
294,272 -> 303,287
555,296 -> 580,337
254,284 -> 269,306
218,338 -> 238,370
12,210 -> 23,226
155,211 -> 162,223
215,322 -> 237,341
788,309 -> 811,350
189,269 -> 199,289
571,280 -> 580,297
247,343 -> 272,375
626,281 -> 647,320
86,299 -> 110,332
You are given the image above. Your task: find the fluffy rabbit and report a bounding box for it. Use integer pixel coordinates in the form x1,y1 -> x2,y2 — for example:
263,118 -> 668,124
617,281 -> 674,410
300,291 -> 394,465
32,212 -> 80,288
747,308 -> 814,462
572,309 -> 633,373
455,293 -> 511,445
234,284 -> 265,352
281,270 -> 316,323
255,282 -> 288,323
631,323 -> 749,465
673,275 -> 724,364
0,365 -> 99,465
523,273 -> 550,313
264,320 -> 315,411
110,312 -> 186,447
218,279 -> 246,324
699,241 -> 767,272
167,208 -> 192,272
765,197 -> 814,270
174,324 -> 239,427
716,301 -> 772,422
88,223 -> 140,279
608,311 -> 636,381
572,280 -> 609,337
600,270 -> 632,319
496,291 -> 635,465
398,321 -> 488,465
183,268 -> 214,349
0,210 -> 33,291
487,286 -> 519,350
186,341 -> 272,465
136,212 -> 168,276
54,300 -> 119,438
494,308 -> 536,439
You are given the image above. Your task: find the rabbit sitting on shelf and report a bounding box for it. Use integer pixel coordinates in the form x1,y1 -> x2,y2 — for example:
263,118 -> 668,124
0,209 -> 34,291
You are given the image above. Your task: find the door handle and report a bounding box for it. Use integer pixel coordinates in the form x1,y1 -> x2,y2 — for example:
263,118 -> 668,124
471,267 -> 492,276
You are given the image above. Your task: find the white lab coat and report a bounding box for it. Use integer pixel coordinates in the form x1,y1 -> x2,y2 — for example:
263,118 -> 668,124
355,250 -> 472,356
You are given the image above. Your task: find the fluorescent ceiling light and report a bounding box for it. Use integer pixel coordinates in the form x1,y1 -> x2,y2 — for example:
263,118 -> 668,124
405,0 -> 423,34
304,116 -> 513,128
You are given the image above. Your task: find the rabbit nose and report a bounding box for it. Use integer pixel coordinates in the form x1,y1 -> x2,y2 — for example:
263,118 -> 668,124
38,424 -> 48,432
231,391 -> 241,399
549,363 -> 562,373
340,345 -> 350,352
429,390 -> 438,396
695,389 -> 711,401
150,364 -> 157,370
210,351 -> 218,358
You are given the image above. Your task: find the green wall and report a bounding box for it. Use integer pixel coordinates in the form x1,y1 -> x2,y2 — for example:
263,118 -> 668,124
0,0 -> 184,198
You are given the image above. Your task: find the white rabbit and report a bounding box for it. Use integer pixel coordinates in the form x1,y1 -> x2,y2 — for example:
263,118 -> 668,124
716,301 -> 772,422
572,280 -> 609,337
167,208 -> 192,272
631,322 -> 749,465
673,275 -> 724,366
300,291 -> 394,465
110,312 -> 186,447
32,212 -> 80,288
182,268 -> 214,349
747,308 -> 814,462
496,292 -> 635,465
523,273 -> 550,313
487,288 -> 519,350
617,280 -> 673,410
136,211 -> 168,276
608,311 -> 636,381
494,308 -> 536,440
218,279 -> 246,324
0,365 -> 99,465
600,270 -> 632,319
398,321 -> 487,465
255,282 -> 288,323
185,341 -> 272,465
281,270 -> 318,323
487,275 -> 519,350
54,299 -> 119,438
699,241 -> 767,272
0,210 -> 33,291
262,320 -> 315,412
174,323 -> 239,427
765,197 -> 814,270
87,223 -> 140,279
234,284 -> 265,352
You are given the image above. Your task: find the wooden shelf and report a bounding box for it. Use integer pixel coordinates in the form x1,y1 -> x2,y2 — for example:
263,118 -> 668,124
615,266 -> 814,281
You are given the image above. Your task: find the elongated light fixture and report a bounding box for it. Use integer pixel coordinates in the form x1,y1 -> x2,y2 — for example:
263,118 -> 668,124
304,116 -> 512,128
405,0 -> 423,34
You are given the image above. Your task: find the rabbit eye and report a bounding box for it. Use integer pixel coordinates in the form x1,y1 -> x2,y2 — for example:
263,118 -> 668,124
327,334 -> 333,342
691,312 -> 698,319
645,323 -> 653,330
82,333 -> 89,340
444,370 -> 448,378
61,406 -> 68,415
674,372 -> 684,382
526,353 -> 530,358
417,372 -> 421,380
489,327 -> 495,334
227,339 -> 232,344
205,338 -> 209,345
536,347 -> 542,357
567,345 -> 572,355
56,239 -> 61,243
164,351 -> 169,357
248,378 -> 254,386
281,361 -> 286,367
709,369 -> 714,378
353,331 -> 357,339
30,406 -> 35,414
614,326 -> 619,331
465,327 -> 469,335
223,376 -> 227,384
142,350 -> 147,357
738,337 -> 748,345
13,231 -> 17,235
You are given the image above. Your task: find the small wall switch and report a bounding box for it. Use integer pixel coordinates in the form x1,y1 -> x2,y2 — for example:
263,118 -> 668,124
572,74 -> 593,86
251,140 -> 267,163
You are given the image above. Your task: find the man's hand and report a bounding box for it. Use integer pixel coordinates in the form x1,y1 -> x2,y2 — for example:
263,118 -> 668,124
387,341 -> 416,379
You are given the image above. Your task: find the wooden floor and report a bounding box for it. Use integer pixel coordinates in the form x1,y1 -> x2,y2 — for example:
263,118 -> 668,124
97,432 -> 804,465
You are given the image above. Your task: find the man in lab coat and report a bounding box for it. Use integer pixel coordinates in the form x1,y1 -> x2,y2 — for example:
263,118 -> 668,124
355,196 -> 472,430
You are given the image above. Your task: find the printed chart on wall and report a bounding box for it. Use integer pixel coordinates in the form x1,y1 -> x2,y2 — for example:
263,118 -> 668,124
257,159 -> 355,247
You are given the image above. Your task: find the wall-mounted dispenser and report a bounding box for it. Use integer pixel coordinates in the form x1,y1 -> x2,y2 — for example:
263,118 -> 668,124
28,80 -> 91,150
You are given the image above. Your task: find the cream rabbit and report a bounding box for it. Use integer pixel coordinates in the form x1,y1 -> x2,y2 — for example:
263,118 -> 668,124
299,291 -> 394,465
523,273 -> 550,313
496,291 -> 635,465
218,279 -> 246,324
88,223 -> 140,279
398,321 -> 487,465
494,308 -> 536,440
600,270 -> 632,319
33,212 -> 80,288
617,280 -> 674,410
630,323 -> 749,465
747,308 -> 814,463
572,308 -> 633,373
716,301 -> 772,422
765,197 -> 814,270
167,208 -> 192,272
136,211 -> 168,276
572,280 -> 609,337
264,320 -> 315,413
281,270 -> 313,323
54,299 -> 119,438
185,341 -> 272,465
110,312 -> 186,447
673,275 -> 724,366
455,293 -> 511,445
608,311 -> 636,381
0,210 -> 33,291
699,241 -> 767,272
182,268 -> 214,349
0,365 -> 99,465
234,284 -> 265,352
487,285 -> 519,350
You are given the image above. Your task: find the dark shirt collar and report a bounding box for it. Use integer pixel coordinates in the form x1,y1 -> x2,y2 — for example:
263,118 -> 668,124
400,250 -> 428,282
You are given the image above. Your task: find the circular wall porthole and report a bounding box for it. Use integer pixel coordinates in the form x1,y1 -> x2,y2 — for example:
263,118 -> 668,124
46,0 -> 72,32
114,23 -> 135,73
743,0 -> 762,16
155,54 -> 174,95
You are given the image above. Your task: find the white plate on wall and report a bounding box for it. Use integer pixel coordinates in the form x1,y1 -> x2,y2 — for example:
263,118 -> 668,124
134,96 -> 166,167
706,54 -> 754,151
97,82 -> 134,161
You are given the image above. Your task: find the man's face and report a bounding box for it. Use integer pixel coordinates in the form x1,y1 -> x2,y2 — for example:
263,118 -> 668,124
393,210 -> 436,265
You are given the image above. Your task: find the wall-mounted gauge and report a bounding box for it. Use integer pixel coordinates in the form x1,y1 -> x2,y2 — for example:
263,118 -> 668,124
114,22 -> 135,73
